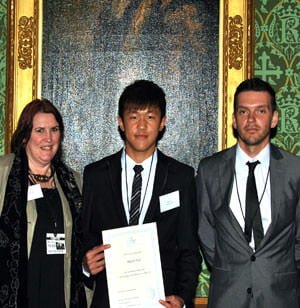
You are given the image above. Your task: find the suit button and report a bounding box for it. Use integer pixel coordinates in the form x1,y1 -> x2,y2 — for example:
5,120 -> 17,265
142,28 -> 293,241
247,288 -> 252,294
251,255 -> 256,261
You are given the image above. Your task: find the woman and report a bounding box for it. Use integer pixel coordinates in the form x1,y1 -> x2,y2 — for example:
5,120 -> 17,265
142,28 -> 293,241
0,99 -> 86,307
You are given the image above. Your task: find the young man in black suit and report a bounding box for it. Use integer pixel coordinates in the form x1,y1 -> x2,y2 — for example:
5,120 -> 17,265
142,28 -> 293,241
82,80 -> 201,307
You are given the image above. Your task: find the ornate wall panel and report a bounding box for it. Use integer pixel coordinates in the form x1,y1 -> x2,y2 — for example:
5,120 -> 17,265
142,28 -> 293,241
255,0 -> 300,156
0,0 -> 7,155
219,0 -> 254,148
5,0 -> 42,152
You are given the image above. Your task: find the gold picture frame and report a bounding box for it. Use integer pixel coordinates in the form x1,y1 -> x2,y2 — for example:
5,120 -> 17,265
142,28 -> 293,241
5,0 -> 42,152
6,0 -> 253,154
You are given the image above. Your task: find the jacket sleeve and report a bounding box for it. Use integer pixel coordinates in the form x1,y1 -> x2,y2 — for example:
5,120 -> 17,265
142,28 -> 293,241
294,183 -> 300,270
196,160 -> 215,267
0,154 -> 14,216
176,168 -> 202,304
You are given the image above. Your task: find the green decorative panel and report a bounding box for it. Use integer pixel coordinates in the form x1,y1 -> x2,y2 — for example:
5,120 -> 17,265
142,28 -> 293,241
0,0 -> 7,155
255,0 -> 300,156
196,256 -> 210,297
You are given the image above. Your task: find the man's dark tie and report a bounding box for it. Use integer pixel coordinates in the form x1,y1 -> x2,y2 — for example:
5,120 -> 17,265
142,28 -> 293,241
129,165 -> 143,225
244,161 -> 264,249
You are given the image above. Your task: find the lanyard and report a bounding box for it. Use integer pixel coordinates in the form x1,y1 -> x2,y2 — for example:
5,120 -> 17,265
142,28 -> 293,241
124,153 -> 154,222
234,167 -> 270,221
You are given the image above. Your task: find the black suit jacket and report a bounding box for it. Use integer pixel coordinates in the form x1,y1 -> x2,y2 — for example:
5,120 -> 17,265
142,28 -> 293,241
196,144 -> 300,308
82,149 -> 201,307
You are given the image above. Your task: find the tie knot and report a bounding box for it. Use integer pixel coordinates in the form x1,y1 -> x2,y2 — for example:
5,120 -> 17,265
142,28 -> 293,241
246,160 -> 260,173
133,165 -> 143,174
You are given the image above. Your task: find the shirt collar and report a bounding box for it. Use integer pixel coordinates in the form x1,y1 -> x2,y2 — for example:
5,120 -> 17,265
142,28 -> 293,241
236,143 -> 270,170
121,148 -> 157,172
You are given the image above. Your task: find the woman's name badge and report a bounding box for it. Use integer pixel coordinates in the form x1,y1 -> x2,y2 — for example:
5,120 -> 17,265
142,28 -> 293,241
27,184 -> 43,201
46,233 -> 66,255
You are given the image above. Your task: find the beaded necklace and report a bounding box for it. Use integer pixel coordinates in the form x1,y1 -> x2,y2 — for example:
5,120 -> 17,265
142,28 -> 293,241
28,166 -> 54,183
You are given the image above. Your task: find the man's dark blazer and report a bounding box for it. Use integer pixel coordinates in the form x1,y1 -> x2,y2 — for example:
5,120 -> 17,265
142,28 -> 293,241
82,149 -> 201,307
196,144 -> 300,308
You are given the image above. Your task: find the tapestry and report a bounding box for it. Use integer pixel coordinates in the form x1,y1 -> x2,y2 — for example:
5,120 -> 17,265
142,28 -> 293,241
255,0 -> 300,156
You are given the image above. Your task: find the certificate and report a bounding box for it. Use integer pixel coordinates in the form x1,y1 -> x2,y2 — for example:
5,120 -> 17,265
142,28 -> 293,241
102,222 -> 165,308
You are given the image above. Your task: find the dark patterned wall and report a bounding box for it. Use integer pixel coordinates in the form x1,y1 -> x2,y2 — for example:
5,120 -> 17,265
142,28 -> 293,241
0,1 -> 6,155
255,0 -> 300,156
42,0 -> 219,174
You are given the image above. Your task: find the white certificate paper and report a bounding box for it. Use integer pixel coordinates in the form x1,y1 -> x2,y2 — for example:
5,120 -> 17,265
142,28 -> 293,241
102,222 -> 165,308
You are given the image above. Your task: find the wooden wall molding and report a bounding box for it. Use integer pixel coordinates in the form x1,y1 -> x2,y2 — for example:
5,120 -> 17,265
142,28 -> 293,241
218,0 -> 254,150
228,15 -> 243,70
5,0 -> 42,152
18,16 -> 34,69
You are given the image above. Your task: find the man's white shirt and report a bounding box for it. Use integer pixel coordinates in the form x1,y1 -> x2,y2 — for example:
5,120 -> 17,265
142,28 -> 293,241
230,144 -> 272,250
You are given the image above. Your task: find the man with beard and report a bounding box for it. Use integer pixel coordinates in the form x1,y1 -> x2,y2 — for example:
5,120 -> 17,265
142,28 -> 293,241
196,78 -> 300,308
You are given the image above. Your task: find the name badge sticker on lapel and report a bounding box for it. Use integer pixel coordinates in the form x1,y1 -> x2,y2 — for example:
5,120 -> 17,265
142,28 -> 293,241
27,184 -> 43,201
159,190 -> 180,213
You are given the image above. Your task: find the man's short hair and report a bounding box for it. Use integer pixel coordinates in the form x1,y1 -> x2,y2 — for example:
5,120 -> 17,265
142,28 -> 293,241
118,80 -> 166,119
233,77 -> 277,113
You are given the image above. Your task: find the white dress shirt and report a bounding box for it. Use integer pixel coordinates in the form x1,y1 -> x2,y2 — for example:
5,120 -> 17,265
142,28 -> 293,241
230,144 -> 272,250
121,149 -> 158,224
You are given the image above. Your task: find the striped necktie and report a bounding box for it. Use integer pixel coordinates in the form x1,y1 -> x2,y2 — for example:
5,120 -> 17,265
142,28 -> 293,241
129,165 -> 143,225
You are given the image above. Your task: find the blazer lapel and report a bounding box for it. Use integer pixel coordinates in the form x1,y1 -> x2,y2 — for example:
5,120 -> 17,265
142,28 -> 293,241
259,145 -> 284,246
143,150 -> 168,223
217,147 -> 253,251
107,150 -> 128,226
